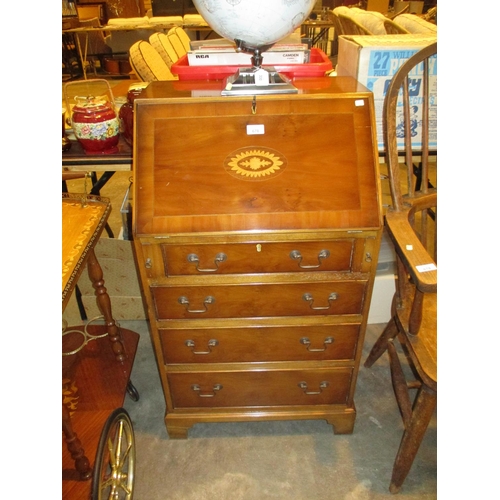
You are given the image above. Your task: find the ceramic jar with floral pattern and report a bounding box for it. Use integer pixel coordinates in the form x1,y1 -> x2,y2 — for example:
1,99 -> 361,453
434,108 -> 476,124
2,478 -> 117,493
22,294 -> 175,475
71,96 -> 120,154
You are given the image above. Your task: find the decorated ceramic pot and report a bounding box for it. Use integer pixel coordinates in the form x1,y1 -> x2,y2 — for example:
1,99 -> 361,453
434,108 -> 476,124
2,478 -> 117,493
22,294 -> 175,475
62,107 -> 71,152
119,83 -> 148,147
71,96 -> 120,154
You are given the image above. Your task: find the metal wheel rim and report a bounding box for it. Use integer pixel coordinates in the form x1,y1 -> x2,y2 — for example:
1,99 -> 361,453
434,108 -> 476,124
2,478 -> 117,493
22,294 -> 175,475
92,409 -> 135,500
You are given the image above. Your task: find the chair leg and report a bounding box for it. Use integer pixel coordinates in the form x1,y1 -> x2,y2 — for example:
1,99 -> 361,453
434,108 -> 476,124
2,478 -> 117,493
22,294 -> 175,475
364,316 -> 399,368
389,384 -> 437,494
387,339 -> 413,427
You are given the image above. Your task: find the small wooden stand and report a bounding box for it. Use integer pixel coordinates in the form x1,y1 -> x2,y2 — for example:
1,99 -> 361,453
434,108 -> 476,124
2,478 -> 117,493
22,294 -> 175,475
62,193 -> 139,498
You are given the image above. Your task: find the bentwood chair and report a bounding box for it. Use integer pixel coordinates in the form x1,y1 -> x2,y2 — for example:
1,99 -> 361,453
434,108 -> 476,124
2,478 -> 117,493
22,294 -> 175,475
364,42 -> 437,494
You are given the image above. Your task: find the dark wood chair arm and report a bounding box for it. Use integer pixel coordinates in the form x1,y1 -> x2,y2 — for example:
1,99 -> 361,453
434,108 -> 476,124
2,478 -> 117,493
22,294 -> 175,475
385,210 -> 437,294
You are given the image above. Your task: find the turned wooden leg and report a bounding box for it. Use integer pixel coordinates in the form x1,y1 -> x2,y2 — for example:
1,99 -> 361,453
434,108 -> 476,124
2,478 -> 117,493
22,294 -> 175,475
409,289 -> 424,336
389,384 -> 437,494
387,340 -> 413,428
86,247 -> 126,363
364,317 -> 399,368
62,403 -> 92,480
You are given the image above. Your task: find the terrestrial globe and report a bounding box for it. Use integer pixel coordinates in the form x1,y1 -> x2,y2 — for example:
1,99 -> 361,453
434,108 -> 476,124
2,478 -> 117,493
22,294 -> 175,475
192,0 -> 316,48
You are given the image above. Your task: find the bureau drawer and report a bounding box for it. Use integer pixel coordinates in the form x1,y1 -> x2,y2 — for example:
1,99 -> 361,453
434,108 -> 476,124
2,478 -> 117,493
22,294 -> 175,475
162,240 -> 358,276
161,324 -> 360,363
168,367 -> 353,408
152,281 -> 366,319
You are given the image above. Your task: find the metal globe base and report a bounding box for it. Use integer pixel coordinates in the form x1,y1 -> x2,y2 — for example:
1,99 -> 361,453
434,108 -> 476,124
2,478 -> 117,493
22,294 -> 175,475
221,39 -> 298,96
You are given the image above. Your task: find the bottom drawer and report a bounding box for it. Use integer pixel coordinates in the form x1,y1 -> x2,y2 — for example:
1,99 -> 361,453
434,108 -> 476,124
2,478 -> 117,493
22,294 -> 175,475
168,368 -> 353,408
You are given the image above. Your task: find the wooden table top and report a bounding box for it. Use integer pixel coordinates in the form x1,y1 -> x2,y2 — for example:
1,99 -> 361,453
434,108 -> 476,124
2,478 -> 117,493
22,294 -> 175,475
62,193 -> 111,310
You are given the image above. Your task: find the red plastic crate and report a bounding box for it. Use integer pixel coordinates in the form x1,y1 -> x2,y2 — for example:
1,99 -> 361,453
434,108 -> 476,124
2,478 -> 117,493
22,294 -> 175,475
171,48 -> 332,81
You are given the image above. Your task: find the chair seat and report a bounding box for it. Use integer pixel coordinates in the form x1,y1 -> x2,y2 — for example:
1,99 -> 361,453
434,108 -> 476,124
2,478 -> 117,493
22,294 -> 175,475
395,282 -> 437,388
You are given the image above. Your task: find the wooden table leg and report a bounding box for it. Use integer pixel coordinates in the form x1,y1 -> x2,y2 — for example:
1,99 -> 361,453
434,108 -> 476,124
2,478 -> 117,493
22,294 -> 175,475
62,402 -> 92,481
86,247 -> 126,363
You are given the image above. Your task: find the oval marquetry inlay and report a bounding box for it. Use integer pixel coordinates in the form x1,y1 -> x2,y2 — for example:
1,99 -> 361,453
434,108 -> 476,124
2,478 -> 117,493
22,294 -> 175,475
224,147 -> 287,181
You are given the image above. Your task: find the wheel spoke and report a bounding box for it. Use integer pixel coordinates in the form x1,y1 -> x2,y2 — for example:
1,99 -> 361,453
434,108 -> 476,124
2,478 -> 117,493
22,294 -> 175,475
92,410 -> 135,500
120,442 -> 132,464
118,475 -> 132,496
100,477 -> 113,491
106,435 -> 117,468
114,421 -> 125,469
108,482 -> 118,500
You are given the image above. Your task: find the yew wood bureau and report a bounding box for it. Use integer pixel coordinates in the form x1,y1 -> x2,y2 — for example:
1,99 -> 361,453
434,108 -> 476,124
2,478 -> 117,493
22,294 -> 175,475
132,77 -> 383,439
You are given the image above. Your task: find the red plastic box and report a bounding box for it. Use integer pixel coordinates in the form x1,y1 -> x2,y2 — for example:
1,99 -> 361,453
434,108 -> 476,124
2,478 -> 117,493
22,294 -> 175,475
171,48 -> 332,81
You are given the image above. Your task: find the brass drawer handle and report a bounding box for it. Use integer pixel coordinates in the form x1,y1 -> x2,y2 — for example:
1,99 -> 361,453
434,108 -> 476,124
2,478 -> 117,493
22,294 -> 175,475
187,252 -> 227,272
300,336 -> 334,352
191,383 -> 223,397
289,249 -> 330,269
178,296 -> 215,314
298,381 -> 329,395
302,292 -> 338,310
185,339 -> 219,354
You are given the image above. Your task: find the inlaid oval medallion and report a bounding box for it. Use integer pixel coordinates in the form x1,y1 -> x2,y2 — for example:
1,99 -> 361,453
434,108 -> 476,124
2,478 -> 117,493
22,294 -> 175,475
223,147 -> 287,181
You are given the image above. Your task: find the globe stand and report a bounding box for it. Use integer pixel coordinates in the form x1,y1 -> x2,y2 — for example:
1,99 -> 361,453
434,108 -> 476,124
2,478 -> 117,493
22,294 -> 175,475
221,39 -> 298,96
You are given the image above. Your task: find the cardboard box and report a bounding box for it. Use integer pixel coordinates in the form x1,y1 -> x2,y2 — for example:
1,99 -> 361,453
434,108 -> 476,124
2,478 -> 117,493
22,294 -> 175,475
337,34 -> 437,151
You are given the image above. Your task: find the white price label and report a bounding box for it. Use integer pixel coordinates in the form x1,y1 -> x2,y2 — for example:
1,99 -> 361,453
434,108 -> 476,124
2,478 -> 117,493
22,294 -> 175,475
247,124 -> 265,135
416,263 -> 437,273
254,68 -> 270,86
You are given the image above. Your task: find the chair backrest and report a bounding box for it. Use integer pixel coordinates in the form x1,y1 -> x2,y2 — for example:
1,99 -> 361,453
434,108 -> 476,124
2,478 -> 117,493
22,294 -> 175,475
129,40 -> 177,81
383,18 -> 410,34
166,27 -> 191,58
383,42 -> 437,296
393,13 -> 437,34
337,13 -> 375,35
149,32 -> 179,68
330,11 -> 345,37
384,42 -> 437,210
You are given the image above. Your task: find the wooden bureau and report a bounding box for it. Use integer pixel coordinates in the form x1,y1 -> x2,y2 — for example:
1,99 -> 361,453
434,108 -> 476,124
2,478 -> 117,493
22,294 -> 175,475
132,77 -> 382,438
